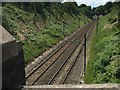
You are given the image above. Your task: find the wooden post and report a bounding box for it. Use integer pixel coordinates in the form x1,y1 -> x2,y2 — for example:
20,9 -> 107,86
62,12 -> 64,35
78,18 -> 80,29
84,34 -> 86,75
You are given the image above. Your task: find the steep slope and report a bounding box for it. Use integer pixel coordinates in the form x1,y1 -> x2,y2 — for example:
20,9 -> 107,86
85,2 -> 120,83
2,3 -> 89,64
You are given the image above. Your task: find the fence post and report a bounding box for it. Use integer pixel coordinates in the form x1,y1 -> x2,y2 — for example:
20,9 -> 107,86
84,34 -> 86,76
78,18 -> 79,29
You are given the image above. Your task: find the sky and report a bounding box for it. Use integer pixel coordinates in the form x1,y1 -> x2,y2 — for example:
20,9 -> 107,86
63,0 -> 116,8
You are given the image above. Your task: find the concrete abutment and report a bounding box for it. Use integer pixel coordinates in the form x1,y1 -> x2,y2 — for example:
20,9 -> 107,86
1,26 -> 25,89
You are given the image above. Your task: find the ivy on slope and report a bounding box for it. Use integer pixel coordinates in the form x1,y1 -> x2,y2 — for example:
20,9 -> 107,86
93,27 -> 120,83
85,4 -> 120,83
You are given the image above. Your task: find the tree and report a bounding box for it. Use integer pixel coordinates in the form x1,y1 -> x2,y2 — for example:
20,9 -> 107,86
104,2 -> 113,13
79,4 -> 87,8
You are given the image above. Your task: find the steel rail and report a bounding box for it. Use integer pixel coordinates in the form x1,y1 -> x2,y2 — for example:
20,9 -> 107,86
61,46 -> 83,84
26,20 -> 96,85
47,20 -> 95,85
47,38 -> 84,85
61,21 -> 96,84
25,21 -> 92,79
30,32 -> 85,85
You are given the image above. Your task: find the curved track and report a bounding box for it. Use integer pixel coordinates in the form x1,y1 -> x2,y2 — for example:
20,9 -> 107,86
26,20 -> 96,85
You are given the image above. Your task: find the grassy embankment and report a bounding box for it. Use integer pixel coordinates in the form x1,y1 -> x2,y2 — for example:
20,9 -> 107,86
2,3 -> 89,64
85,5 -> 120,83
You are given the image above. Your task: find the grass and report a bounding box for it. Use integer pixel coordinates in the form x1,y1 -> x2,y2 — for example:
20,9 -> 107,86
85,26 -> 97,83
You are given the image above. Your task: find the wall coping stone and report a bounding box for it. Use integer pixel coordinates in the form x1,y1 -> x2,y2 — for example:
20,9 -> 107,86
0,25 -> 15,44
22,84 -> 120,89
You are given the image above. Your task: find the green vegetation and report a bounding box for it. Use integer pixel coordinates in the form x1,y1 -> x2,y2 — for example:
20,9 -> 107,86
3,2 -> 119,83
2,2 -> 90,64
85,3 -> 120,83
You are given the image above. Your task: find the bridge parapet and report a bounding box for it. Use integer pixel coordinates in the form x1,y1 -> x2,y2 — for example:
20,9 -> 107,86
0,25 -> 25,89
22,84 -> 120,90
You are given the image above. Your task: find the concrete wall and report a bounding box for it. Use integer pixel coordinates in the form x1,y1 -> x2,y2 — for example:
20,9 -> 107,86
22,84 -> 120,90
1,26 -> 25,89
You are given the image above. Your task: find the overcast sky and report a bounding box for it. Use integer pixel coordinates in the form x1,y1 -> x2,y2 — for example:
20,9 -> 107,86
63,0 -> 116,8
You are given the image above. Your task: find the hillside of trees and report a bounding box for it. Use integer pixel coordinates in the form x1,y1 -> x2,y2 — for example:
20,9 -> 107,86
2,2 -> 91,64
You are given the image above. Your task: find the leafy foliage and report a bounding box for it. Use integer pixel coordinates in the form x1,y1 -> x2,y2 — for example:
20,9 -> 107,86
2,2 -> 89,64
85,3 -> 120,83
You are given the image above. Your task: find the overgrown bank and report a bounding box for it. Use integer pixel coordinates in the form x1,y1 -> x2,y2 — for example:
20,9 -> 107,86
85,3 -> 120,83
2,3 -> 90,64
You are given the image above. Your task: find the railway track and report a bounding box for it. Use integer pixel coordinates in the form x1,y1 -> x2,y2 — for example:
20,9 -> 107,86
26,20 -> 96,85
46,20 -> 96,85
63,21 -> 97,84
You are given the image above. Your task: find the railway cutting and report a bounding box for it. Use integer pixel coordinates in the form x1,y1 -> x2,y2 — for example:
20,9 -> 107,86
26,20 -> 97,85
